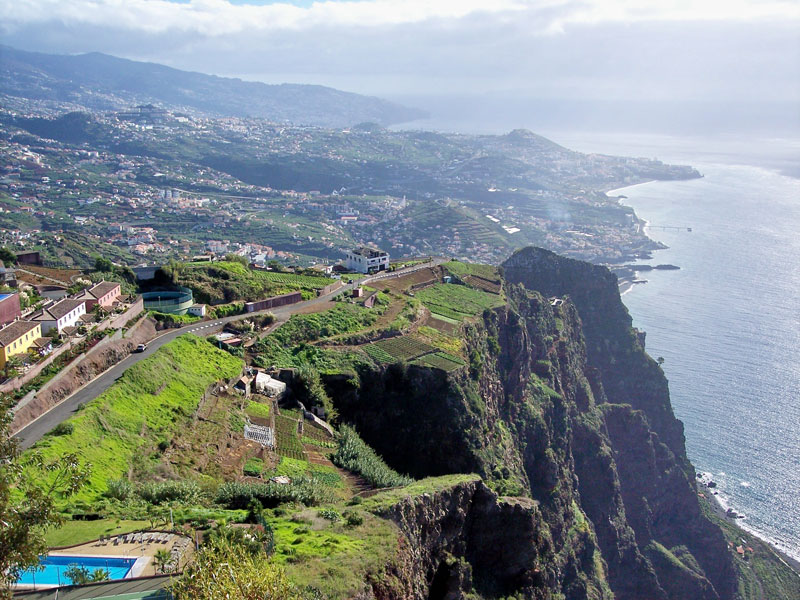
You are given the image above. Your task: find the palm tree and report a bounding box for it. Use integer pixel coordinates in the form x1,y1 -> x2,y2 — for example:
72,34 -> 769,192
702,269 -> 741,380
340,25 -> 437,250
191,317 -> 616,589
153,548 -> 172,574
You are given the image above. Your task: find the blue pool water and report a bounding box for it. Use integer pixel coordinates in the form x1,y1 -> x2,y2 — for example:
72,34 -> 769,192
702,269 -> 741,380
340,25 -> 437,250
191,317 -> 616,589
16,555 -> 135,586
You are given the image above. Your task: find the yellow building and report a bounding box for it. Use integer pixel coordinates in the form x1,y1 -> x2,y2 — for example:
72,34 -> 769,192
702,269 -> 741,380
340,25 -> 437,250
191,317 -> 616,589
0,320 -> 42,368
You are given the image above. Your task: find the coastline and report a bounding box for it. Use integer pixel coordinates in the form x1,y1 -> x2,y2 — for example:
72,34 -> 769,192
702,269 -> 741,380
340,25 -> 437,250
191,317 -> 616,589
616,172 -> 800,576
701,484 -> 800,575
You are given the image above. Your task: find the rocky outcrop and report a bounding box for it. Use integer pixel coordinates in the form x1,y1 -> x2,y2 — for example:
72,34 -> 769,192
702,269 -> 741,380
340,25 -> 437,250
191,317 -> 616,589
323,247 -> 737,599
369,478 -> 607,600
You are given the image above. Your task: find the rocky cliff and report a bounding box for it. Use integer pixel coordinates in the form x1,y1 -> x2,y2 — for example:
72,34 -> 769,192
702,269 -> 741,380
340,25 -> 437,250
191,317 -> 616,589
323,247 -> 738,599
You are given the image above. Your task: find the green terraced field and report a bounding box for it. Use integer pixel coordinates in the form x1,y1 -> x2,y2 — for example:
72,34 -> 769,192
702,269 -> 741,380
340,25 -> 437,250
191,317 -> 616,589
275,414 -> 306,461
415,283 -> 504,321
368,336 -> 436,362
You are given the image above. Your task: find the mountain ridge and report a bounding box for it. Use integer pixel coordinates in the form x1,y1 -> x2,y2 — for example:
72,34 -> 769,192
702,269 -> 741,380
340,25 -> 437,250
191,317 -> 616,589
0,44 -> 427,127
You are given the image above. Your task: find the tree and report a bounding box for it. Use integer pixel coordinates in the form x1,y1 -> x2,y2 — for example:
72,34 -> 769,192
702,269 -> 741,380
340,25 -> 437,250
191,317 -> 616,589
153,549 -> 172,574
224,253 -> 249,266
94,256 -> 114,273
267,260 -> 284,272
3,355 -> 25,379
0,248 -> 16,266
0,399 -> 90,597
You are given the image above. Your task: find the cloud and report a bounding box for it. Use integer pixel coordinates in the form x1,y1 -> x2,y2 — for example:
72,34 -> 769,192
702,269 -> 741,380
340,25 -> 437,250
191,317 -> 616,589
2,0 -> 797,38
0,0 -> 798,114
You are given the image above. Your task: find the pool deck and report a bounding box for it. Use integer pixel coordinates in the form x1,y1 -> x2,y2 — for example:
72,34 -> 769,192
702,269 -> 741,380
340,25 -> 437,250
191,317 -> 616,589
15,533 -> 194,591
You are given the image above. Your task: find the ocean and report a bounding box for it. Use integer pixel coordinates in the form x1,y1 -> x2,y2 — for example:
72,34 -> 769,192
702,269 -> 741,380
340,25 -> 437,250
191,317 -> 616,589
549,132 -> 800,561
399,114 -> 800,559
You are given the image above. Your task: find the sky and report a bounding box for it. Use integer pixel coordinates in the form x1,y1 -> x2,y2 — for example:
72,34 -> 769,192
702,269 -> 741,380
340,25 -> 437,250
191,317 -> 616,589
1,0 -> 799,134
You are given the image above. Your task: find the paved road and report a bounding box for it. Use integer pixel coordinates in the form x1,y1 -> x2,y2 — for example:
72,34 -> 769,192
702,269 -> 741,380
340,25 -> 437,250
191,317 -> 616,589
14,259 -> 445,449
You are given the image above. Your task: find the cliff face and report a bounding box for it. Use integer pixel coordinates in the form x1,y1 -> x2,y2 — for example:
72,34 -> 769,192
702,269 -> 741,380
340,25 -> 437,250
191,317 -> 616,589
324,247 -> 737,599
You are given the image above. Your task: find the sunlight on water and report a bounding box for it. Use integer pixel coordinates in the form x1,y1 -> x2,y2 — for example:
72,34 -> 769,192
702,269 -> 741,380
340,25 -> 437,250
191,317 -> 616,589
592,139 -> 800,561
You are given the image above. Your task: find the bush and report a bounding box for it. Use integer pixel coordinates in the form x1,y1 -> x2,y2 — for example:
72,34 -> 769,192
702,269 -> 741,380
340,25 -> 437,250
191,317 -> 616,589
244,457 -> 264,477
105,478 -> 133,501
344,510 -> 364,527
331,426 -> 412,489
136,480 -> 203,505
317,509 -> 341,522
49,422 -> 74,436
215,477 -> 333,509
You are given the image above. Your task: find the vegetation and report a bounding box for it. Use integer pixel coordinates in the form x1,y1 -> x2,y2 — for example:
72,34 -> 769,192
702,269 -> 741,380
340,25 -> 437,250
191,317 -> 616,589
267,504 -> 400,599
415,283 -> 504,321
0,399 -> 89,596
246,400 -> 271,420
215,479 -> 334,509
359,474 -> 481,512
443,260 -> 500,282
171,535 -> 302,600
331,426 -> 412,489
263,303 -> 378,348
170,260 -> 333,304
23,335 -> 242,504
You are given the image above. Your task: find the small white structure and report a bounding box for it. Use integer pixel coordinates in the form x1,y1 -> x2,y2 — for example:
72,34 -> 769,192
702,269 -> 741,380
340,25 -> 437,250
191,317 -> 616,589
254,372 -> 286,397
32,298 -> 87,334
188,304 -> 206,317
345,246 -> 389,274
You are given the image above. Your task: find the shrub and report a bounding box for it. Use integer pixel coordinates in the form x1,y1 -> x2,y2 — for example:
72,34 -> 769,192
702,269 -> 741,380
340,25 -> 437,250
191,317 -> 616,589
136,480 -> 203,505
171,536 -> 294,600
105,478 -> 133,501
344,510 -> 364,527
49,422 -> 74,436
317,509 -> 341,522
331,426 -> 412,489
215,477 -> 333,509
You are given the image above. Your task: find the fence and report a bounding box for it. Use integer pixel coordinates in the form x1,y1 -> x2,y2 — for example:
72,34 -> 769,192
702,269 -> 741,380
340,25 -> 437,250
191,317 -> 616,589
318,280 -> 344,297
245,291 -> 303,313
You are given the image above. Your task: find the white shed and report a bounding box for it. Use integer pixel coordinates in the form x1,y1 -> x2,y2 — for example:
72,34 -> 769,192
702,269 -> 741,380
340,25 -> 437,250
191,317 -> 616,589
254,372 -> 286,397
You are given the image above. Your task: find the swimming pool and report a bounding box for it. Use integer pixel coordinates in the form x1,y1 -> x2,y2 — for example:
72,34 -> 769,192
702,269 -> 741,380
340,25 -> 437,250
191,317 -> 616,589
16,555 -> 136,587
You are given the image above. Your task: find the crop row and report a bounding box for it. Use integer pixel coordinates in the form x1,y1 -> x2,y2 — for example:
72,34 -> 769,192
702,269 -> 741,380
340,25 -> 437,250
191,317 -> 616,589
250,270 -> 333,288
371,336 -> 436,361
274,414 -> 306,461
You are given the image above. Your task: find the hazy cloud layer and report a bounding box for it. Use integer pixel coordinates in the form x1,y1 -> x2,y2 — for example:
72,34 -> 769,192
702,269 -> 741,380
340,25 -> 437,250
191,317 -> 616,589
1,0 -> 798,132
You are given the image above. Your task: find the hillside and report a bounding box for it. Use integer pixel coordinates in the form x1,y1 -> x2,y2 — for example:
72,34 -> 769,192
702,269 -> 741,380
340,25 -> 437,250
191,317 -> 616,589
0,45 -> 426,127
13,251 -> 798,599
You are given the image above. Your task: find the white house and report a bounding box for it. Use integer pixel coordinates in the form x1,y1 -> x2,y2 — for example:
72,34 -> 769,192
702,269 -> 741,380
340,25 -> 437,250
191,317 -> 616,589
345,246 -> 389,274
188,304 -> 207,317
32,298 -> 87,335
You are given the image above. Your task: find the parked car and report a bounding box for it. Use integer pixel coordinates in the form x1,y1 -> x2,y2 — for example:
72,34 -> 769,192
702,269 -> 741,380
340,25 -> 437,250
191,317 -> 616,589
135,343 -> 147,353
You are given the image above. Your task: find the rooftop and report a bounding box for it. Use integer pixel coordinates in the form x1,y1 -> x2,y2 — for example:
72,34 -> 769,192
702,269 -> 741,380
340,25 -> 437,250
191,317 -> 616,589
0,320 -> 39,347
87,280 -> 121,298
352,246 -> 388,258
35,298 -> 86,321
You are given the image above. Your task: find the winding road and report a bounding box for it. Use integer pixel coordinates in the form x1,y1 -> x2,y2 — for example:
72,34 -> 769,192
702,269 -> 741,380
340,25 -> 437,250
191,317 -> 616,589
14,259 -> 444,449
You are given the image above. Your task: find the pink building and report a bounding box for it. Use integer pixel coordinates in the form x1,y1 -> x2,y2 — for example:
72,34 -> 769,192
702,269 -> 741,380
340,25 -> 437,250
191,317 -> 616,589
79,281 -> 122,310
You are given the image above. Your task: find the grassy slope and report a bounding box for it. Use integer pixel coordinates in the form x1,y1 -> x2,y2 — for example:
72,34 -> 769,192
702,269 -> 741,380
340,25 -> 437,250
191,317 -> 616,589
272,475 -> 480,598
26,335 -> 243,504
179,261 -> 333,304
